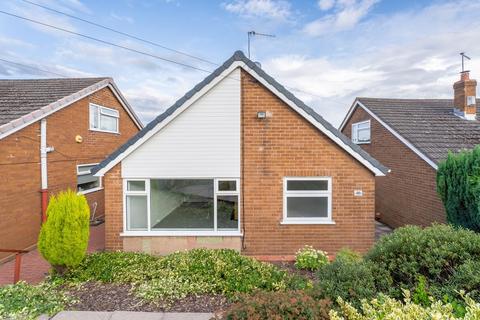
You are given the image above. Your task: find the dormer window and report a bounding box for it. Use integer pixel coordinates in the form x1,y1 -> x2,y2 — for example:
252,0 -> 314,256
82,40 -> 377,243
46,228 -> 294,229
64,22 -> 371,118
352,120 -> 371,144
89,103 -> 119,133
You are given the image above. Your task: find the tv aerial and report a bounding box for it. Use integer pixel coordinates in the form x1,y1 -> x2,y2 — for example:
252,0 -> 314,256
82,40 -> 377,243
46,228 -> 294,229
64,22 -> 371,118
247,31 -> 275,59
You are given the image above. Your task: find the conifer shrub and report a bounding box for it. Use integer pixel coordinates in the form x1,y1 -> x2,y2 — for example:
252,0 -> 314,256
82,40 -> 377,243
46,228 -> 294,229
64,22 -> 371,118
437,146 -> 480,231
38,190 -> 90,273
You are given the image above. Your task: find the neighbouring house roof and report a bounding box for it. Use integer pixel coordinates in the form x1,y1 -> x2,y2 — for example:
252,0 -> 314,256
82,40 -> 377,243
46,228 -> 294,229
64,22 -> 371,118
340,97 -> 480,169
93,51 -> 388,177
0,77 -> 143,139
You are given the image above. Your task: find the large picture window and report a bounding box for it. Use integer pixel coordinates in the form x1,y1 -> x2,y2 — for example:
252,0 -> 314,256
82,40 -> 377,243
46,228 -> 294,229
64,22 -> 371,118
282,177 -> 333,224
89,103 -> 119,133
352,120 -> 371,144
124,178 -> 240,234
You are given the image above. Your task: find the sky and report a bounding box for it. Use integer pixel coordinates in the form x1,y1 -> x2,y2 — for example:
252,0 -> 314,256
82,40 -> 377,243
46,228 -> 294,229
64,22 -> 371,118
1,0 -> 480,127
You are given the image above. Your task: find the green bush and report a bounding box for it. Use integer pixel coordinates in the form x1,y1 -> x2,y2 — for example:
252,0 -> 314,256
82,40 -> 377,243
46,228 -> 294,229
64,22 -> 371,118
437,146 -> 480,231
65,249 -> 302,302
0,281 -> 72,320
329,291 -> 480,320
443,260 -> 480,302
335,248 -> 362,263
294,245 -> 329,271
365,224 -> 480,297
220,290 -> 331,320
313,258 -> 378,307
38,190 -> 90,272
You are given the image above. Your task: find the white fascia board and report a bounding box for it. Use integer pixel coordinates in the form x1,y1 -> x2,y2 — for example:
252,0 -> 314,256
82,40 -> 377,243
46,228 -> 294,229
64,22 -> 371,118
241,65 -> 386,176
0,79 -> 142,140
342,100 -> 438,170
94,63 -> 243,177
107,82 -> 143,129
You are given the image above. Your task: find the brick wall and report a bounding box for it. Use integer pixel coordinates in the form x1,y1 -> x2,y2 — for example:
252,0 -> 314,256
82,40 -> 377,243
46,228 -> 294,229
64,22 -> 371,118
341,106 -> 446,228
241,71 -> 376,257
0,86 -> 139,259
103,69 -> 377,257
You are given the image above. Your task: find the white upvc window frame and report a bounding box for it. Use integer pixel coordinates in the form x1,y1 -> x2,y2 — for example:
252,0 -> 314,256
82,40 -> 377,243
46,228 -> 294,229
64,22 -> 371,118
351,120 -> 371,144
121,177 -> 242,236
282,177 -> 334,225
89,103 -> 120,134
76,163 -> 103,195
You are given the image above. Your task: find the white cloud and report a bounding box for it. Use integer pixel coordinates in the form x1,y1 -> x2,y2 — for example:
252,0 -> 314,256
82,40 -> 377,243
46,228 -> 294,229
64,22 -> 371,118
110,12 -> 134,24
318,0 -> 335,11
304,0 -> 378,36
223,0 -> 291,20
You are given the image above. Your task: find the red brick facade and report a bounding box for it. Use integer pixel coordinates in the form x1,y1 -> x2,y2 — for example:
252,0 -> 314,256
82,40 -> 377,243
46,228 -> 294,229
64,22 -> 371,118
103,69 -> 377,257
341,106 -> 446,228
0,87 -> 139,260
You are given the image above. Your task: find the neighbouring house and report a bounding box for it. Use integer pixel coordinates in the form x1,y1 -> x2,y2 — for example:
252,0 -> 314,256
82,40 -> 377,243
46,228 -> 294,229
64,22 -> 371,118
0,77 -> 142,261
340,71 -> 479,228
93,51 -> 387,259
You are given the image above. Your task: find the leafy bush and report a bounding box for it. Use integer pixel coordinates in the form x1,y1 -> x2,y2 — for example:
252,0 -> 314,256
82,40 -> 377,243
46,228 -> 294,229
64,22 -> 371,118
335,248 -> 362,263
442,260 -> 480,302
329,291 -> 480,320
38,190 -> 90,272
313,258 -> 378,307
220,290 -> 331,320
0,281 -> 72,320
65,249 -> 301,302
365,224 -> 480,297
294,245 -> 329,271
437,146 -> 480,231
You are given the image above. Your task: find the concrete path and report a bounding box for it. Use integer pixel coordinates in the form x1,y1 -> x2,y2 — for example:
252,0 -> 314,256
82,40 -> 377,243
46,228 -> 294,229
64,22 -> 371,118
49,311 -> 214,320
0,223 -> 105,285
375,220 -> 393,240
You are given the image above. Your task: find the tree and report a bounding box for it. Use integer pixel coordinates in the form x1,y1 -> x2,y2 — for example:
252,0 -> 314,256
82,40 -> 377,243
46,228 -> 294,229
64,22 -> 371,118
38,190 -> 90,273
437,146 -> 480,231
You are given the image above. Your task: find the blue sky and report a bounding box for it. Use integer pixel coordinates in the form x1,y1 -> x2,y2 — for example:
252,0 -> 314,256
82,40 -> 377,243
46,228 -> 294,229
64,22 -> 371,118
1,0 -> 479,126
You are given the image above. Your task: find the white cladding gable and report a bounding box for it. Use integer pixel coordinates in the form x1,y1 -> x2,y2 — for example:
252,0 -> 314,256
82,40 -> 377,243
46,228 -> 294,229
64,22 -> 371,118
122,68 -> 241,178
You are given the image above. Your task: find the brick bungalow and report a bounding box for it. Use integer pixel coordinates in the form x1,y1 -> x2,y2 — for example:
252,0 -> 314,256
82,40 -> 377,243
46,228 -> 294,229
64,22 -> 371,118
340,71 -> 479,228
0,78 -> 142,261
93,51 -> 388,259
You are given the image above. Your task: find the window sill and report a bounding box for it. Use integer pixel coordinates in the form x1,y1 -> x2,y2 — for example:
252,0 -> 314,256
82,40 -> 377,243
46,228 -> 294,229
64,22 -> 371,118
120,231 -> 243,237
89,128 -> 120,135
280,219 -> 336,225
354,141 -> 370,145
77,187 -> 104,195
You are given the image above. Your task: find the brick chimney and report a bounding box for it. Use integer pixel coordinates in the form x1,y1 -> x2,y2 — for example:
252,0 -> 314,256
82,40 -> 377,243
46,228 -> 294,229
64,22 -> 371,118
453,71 -> 477,120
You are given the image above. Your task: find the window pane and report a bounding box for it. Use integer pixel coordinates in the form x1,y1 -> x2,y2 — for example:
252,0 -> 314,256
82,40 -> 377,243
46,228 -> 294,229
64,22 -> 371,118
357,128 -> 370,141
287,196 -> 328,218
287,180 -> 328,191
100,107 -> 119,117
218,180 -> 237,192
127,196 -> 148,230
150,179 -> 214,230
218,195 -> 239,230
89,105 -> 99,129
127,180 -> 145,192
78,165 -> 95,174
357,122 -> 370,129
100,115 -> 118,132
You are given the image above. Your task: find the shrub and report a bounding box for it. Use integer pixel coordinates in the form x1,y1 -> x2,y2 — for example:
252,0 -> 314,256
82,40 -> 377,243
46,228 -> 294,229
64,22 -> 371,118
38,190 -> 90,272
365,224 -> 480,297
335,248 -> 362,263
65,249 -> 300,302
313,258 -> 378,307
294,245 -> 329,271
329,291 -> 480,320
220,290 -> 331,320
443,260 -> 480,302
437,146 -> 480,231
0,281 -> 73,320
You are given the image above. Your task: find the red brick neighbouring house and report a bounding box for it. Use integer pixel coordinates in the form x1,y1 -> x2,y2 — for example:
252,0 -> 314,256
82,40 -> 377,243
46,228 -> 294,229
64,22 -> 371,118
93,51 -> 387,259
0,78 -> 142,261
340,71 -> 479,228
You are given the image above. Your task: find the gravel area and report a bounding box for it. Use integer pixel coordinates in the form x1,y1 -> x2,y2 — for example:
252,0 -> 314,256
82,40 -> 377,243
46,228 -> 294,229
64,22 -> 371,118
64,282 -> 230,313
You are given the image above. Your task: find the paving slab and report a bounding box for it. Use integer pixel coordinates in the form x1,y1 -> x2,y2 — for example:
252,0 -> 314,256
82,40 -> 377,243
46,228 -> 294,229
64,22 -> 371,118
51,311 -> 111,320
110,311 -> 164,320
162,313 -> 213,320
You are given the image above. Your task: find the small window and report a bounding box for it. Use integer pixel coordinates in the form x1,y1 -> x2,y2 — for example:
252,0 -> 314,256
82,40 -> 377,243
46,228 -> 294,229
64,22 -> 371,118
89,104 -> 119,133
77,164 -> 101,193
352,120 -> 371,144
283,177 -> 332,224
218,180 -> 237,192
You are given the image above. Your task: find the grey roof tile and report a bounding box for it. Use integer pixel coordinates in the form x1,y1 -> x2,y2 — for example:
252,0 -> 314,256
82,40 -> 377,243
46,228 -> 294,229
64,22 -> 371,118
93,51 -> 387,175
0,77 -> 109,126
357,97 -> 480,165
